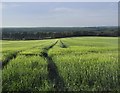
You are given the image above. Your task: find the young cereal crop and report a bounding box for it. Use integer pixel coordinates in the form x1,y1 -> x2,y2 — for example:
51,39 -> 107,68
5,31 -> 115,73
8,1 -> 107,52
48,37 -> 119,91
2,37 -> 119,92
2,55 -> 53,92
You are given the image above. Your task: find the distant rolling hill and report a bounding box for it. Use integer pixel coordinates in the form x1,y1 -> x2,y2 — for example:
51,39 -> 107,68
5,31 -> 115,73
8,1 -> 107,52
2,26 -> 118,40
2,26 -> 118,32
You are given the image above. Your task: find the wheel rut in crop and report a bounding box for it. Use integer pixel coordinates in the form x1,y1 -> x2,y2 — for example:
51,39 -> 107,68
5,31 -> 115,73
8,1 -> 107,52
41,40 -> 66,91
2,51 -> 19,69
2,46 -> 40,69
60,40 -> 68,48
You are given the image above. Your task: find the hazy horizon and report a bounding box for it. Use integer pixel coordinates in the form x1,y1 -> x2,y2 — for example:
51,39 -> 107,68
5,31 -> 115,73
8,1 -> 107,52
2,25 -> 118,28
2,2 -> 118,27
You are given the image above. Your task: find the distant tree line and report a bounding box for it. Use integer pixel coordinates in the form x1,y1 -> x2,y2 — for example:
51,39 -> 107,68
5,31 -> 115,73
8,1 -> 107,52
2,27 -> 118,40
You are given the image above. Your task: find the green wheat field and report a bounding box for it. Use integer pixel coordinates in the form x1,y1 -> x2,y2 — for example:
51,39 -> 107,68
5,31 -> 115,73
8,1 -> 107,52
1,37 -> 119,92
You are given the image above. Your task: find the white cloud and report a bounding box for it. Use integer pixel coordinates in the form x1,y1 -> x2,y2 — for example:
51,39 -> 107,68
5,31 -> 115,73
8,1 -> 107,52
51,7 -> 76,13
50,7 -> 116,18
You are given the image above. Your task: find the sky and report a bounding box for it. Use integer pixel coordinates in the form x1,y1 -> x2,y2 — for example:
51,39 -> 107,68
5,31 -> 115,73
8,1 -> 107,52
2,2 -> 118,27
1,0 -> 120,2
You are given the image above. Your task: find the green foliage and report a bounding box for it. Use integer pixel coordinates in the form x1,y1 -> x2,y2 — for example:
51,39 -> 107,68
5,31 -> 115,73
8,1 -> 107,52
3,56 -> 52,91
2,37 -> 119,91
2,27 -> 118,40
48,37 -> 119,91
